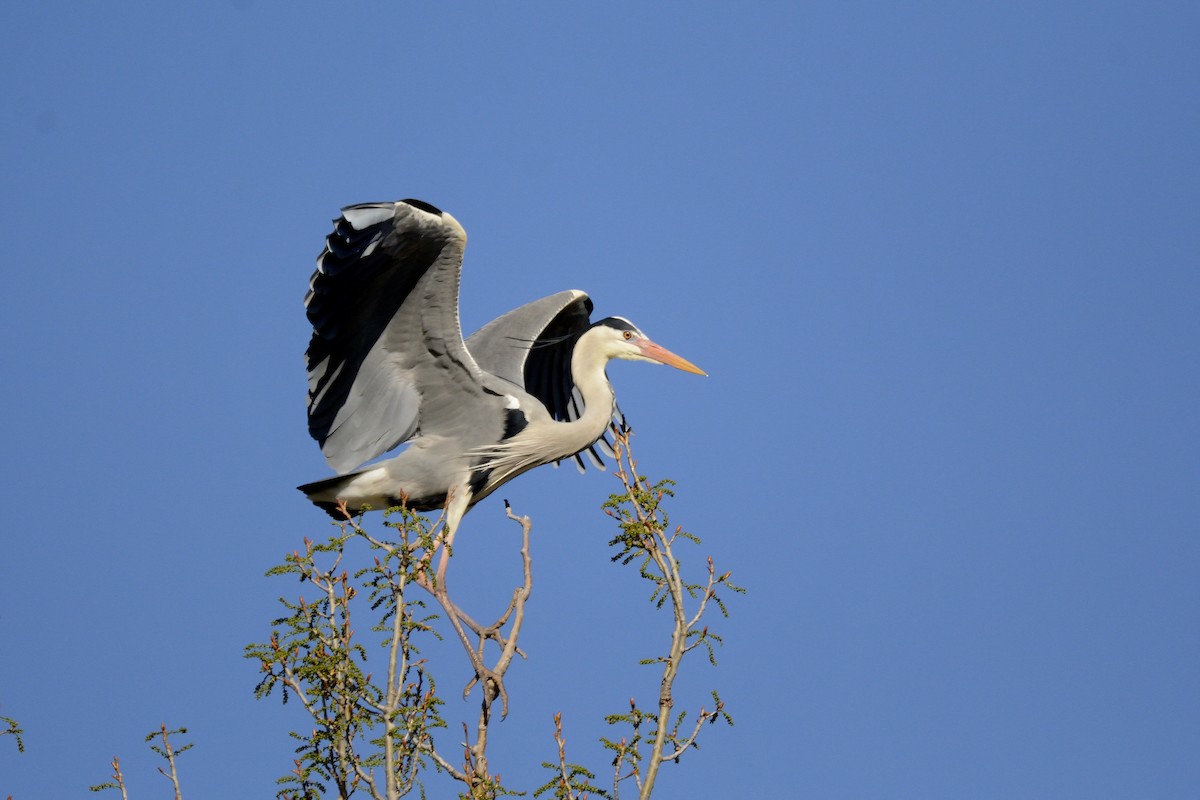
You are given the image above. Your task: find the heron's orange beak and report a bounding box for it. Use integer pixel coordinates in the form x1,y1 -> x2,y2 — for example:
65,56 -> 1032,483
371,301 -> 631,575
638,340 -> 707,376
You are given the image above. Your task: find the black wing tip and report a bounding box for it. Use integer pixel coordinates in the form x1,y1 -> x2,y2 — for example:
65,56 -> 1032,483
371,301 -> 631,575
400,198 -> 443,215
330,199 -> 443,230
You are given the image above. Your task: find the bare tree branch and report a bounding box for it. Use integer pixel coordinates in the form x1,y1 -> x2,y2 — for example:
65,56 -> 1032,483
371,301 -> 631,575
149,725 -> 188,800
590,431 -> 742,800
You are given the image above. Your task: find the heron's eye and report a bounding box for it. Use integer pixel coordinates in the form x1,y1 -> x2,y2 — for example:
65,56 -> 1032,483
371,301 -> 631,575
622,330 -> 633,340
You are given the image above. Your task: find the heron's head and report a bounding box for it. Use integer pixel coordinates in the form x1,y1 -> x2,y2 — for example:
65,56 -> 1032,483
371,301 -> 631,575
589,317 -> 707,375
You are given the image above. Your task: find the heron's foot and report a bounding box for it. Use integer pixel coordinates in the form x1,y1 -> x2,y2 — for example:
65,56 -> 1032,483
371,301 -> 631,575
463,666 -> 510,719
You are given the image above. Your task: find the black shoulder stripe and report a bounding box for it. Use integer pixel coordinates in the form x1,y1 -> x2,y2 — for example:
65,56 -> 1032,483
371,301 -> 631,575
502,407 -> 528,440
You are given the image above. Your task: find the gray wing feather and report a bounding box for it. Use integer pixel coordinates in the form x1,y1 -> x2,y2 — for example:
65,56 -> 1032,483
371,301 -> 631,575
466,290 -> 592,385
305,200 -> 497,473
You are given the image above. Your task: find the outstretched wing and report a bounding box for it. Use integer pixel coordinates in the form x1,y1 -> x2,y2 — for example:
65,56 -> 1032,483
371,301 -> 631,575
467,290 -> 590,386
305,199 -> 499,473
466,291 -> 627,470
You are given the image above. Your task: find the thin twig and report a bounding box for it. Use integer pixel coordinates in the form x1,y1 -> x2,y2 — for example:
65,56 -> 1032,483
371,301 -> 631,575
154,725 -> 184,800
552,712 -> 572,796
602,431 -> 737,800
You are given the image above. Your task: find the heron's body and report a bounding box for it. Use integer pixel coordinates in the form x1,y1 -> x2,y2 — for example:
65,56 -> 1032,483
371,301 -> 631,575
299,366 -> 614,516
298,199 -> 703,533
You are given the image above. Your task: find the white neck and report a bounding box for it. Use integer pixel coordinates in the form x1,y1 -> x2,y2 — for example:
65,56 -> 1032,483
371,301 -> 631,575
569,331 -> 618,438
481,331 -> 618,483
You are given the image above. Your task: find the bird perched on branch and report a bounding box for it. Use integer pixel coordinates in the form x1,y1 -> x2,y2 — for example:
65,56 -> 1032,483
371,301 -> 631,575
298,199 -> 705,536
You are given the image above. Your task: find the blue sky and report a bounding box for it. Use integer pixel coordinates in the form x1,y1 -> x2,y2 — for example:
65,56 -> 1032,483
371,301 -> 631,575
2,3 -> 1198,797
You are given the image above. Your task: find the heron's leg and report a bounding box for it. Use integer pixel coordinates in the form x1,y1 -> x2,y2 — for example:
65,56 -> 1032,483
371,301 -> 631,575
434,485 -> 472,586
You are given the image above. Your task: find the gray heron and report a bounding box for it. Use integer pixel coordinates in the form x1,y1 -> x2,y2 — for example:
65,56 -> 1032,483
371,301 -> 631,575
298,199 -> 705,538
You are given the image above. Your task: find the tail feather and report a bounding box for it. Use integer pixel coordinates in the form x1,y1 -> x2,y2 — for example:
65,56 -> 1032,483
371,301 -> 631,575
298,472 -> 361,520
297,472 -> 354,497
298,468 -> 447,519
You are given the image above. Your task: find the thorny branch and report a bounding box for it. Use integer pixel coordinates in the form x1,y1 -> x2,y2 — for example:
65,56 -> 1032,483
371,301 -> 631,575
149,725 -> 190,800
248,498 -> 534,798
89,726 -> 192,800
79,433 -> 734,800
90,757 -> 129,800
593,431 -> 741,800
533,712 -> 604,800
73,426 -> 734,800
